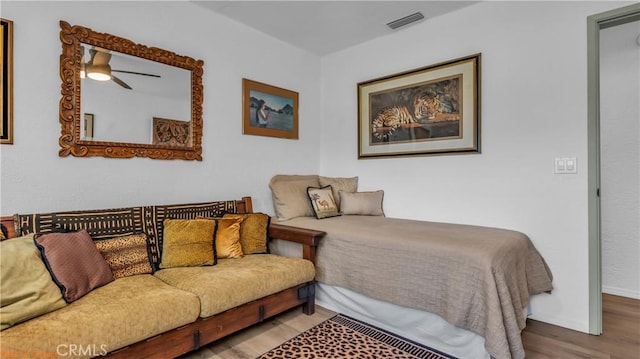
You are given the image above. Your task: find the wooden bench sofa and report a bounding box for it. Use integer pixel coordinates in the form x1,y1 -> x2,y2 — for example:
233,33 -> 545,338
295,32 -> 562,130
0,196 -> 325,358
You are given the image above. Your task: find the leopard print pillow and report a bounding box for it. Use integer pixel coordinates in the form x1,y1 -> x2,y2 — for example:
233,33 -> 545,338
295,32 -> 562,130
95,233 -> 154,279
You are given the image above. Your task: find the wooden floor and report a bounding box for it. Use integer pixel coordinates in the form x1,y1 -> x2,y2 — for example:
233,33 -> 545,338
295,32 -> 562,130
182,294 -> 639,359
522,294 -> 640,359
180,306 -> 336,359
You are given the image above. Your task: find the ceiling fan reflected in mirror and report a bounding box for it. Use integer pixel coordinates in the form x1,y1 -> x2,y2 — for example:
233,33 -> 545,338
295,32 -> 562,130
80,46 -> 161,90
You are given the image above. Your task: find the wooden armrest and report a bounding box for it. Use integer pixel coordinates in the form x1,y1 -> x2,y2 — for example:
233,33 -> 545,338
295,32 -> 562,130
1,216 -> 16,239
268,223 -> 325,264
268,223 -> 325,246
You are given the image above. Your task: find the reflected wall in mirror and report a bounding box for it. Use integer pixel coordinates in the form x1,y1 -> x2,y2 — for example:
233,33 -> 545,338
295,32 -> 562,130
59,21 -> 204,160
80,47 -> 191,144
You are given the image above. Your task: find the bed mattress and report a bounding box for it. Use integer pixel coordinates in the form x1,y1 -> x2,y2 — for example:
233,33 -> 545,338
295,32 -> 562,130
281,215 -> 553,359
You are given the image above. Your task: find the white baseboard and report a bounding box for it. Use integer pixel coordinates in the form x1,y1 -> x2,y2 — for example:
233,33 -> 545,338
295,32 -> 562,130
602,286 -> 640,299
527,313 -> 589,333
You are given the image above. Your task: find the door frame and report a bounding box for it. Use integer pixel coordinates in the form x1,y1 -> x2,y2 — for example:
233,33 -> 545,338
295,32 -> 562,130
587,2 -> 640,335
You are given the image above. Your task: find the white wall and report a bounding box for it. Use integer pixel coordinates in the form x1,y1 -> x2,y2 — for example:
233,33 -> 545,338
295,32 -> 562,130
319,1 -> 632,333
1,0 -> 635,335
600,20 -> 640,299
0,1 -> 322,215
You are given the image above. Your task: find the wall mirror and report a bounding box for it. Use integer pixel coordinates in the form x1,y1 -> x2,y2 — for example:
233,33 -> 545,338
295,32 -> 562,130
59,21 -> 204,160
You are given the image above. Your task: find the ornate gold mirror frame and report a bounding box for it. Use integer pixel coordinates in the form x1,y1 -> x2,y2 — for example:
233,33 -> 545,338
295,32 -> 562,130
59,21 -> 204,160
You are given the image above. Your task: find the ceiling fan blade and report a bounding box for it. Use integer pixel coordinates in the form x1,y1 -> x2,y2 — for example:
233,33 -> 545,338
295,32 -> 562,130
112,69 -> 161,78
88,48 -> 97,65
93,51 -> 111,66
111,75 -> 132,90
89,47 -> 111,65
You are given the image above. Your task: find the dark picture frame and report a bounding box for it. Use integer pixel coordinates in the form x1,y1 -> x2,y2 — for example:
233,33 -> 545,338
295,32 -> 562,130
83,113 -> 94,140
1,18 -> 13,144
358,54 -> 481,158
242,78 -> 299,139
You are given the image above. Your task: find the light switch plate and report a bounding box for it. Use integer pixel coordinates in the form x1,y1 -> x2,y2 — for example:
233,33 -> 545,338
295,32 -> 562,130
555,157 -> 577,174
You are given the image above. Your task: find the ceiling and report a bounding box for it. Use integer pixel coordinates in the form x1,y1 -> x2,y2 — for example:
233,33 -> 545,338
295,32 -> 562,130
193,1 -> 478,55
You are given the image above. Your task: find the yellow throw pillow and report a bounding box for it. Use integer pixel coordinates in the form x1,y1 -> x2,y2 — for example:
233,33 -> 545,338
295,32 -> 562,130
1,235 -> 67,330
223,213 -> 270,254
213,217 -> 244,259
160,219 -> 216,269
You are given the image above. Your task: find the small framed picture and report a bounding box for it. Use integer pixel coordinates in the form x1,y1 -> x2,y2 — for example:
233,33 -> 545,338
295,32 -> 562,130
83,113 -> 94,140
242,78 -> 298,139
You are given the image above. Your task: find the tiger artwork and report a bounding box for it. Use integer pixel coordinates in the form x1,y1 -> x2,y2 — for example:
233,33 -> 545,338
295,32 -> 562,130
371,106 -> 415,140
414,94 -> 460,123
371,92 -> 460,140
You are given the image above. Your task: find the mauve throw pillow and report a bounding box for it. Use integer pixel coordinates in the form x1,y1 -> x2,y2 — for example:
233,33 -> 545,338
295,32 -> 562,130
34,230 -> 114,303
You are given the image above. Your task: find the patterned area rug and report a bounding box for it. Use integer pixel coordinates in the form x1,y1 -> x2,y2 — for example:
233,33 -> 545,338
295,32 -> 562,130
257,314 -> 456,359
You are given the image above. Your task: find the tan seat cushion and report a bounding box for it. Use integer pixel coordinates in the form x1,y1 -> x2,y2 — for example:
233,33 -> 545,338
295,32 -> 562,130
154,254 -> 315,317
0,275 -> 200,357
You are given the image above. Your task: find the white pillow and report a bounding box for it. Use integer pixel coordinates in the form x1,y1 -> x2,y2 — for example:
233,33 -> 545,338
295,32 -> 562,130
269,176 -> 320,221
339,190 -> 385,216
318,176 -> 358,210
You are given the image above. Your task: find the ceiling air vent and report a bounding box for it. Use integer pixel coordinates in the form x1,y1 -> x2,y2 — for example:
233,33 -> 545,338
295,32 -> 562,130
386,12 -> 425,30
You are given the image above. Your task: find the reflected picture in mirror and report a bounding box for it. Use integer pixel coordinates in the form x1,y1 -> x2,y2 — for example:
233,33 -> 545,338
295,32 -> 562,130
59,21 -> 204,160
80,45 -> 191,145
152,117 -> 191,147
83,113 -> 94,140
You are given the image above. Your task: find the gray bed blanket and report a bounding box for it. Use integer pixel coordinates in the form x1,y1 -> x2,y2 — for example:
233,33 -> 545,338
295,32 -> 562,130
283,216 -> 553,359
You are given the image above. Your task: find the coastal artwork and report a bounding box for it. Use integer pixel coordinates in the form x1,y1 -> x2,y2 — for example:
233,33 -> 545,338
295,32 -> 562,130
242,78 -> 299,139
248,90 -> 294,131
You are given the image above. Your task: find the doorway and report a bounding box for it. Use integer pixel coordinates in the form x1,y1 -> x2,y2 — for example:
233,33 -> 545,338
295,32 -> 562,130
587,3 -> 640,335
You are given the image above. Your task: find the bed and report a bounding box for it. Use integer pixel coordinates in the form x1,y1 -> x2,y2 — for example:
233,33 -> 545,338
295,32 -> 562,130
268,175 -> 554,359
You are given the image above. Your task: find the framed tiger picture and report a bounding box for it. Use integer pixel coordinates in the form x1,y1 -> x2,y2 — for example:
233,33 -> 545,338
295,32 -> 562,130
357,54 -> 480,158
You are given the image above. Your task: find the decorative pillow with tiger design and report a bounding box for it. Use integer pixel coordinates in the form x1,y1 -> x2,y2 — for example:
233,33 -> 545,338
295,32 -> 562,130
95,233 -> 154,279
